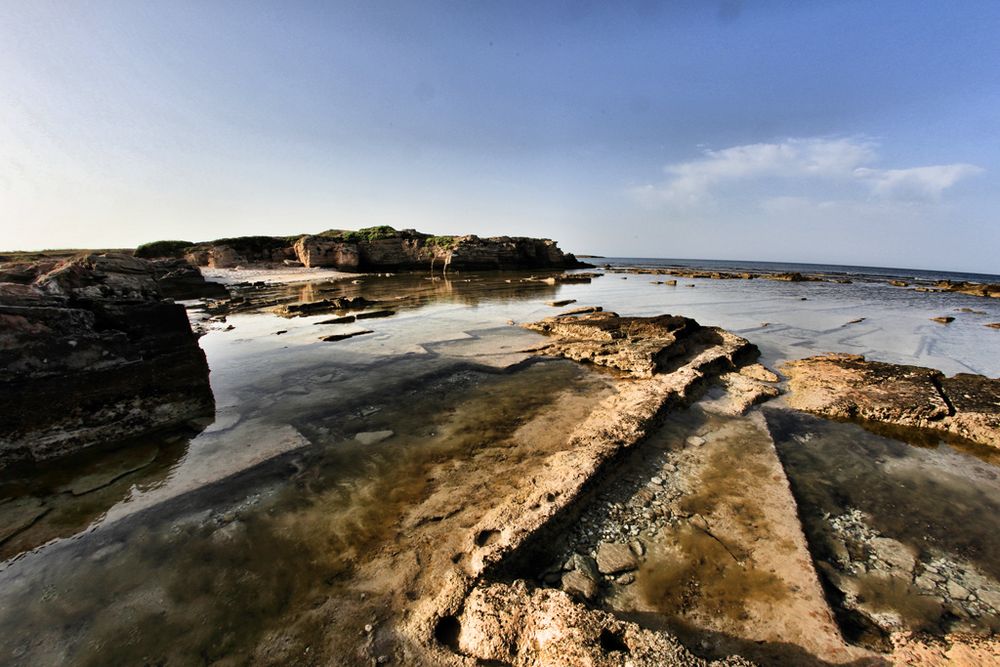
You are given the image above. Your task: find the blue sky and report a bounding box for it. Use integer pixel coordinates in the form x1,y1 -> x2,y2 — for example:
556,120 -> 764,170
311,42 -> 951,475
1,1 -> 998,272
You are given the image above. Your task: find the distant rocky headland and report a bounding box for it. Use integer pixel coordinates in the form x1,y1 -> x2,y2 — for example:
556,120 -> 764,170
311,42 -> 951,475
132,226 -> 588,272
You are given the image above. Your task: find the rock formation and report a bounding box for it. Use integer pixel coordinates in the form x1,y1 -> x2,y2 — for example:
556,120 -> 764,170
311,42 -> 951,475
136,227 -> 587,272
522,311 -> 757,378
453,581 -> 752,666
783,353 -> 1000,448
0,253 -> 214,465
293,232 -> 584,271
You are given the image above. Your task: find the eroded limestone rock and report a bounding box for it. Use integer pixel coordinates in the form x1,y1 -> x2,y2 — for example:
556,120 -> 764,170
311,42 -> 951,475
454,580 -> 753,666
523,311 -> 757,378
783,354 -> 1000,448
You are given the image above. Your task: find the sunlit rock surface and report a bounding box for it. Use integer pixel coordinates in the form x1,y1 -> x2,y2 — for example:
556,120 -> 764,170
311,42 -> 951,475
783,353 -> 1000,447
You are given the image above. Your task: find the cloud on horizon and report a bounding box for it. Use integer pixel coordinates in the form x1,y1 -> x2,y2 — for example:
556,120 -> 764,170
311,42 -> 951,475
631,137 -> 983,206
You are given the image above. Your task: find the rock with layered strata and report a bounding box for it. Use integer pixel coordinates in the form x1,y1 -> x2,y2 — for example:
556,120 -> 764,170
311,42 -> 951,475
293,235 -> 361,269
523,311 -> 757,378
0,253 -> 214,465
783,354 -> 1000,448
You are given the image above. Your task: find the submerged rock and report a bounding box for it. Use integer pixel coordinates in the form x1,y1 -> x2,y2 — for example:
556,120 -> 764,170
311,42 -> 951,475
783,353 -> 1000,448
0,253 -> 214,465
595,542 -> 639,574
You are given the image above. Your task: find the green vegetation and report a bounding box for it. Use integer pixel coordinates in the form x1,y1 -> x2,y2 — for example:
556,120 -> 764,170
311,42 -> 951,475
134,240 -> 194,259
317,226 -> 408,243
425,235 -> 457,249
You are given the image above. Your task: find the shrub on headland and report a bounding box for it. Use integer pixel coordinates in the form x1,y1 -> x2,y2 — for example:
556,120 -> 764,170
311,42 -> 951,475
134,240 -> 195,258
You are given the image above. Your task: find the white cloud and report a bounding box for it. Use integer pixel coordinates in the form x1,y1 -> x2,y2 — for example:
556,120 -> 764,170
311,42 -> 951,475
854,164 -> 983,201
632,137 -> 982,206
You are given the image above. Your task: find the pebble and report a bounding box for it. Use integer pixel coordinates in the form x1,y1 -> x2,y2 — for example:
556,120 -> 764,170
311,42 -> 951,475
686,436 -> 706,447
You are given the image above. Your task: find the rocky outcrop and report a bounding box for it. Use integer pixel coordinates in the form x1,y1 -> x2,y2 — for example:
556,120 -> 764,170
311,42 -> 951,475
783,354 -> 1000,447
522,311 -> 757,378
150,258 -> 228,299
167,229 -> 586,272
0,253 -> 214,465
292,236 -> 361,269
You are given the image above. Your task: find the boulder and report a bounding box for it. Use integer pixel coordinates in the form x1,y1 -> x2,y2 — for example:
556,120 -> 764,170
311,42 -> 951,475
0,254 -> 214,465
595,542 -> 639,574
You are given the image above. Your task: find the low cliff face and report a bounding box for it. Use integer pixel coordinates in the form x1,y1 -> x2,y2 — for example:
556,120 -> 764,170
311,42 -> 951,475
294,233 -> 583,270
0,254 -> 214,465
151,228 -> 585,271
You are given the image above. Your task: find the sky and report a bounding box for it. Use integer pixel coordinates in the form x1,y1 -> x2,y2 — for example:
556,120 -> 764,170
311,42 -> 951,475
1,1 -> 999,273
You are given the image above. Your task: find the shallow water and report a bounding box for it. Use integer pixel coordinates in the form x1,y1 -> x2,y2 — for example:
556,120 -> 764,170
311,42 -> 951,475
766,408 -> 1000,642
1,267 -> 998,662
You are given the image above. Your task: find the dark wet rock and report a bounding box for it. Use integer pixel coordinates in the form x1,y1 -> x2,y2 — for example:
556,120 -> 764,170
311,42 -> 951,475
764,272 -> 822,282
536,272 -> 603,285
0,497 -> 48,543
280,296 -> 375,316
320,330 -> 373,342
556,305 -> 602,317
523,311 -> 757,378
0,254 -> 213,465
150,258 -> 228,299
783,353 -> 1000,448
561,568 -> 598,601
595,542 -> 638,574
931,316 -> 955,324
355,310 -> 396,320
988,323 -> 1000,329
547,299 -> 576,307
315,315 -> 357,325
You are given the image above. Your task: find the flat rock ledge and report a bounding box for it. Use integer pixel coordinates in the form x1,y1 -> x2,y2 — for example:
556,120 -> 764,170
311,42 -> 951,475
783,353 -> 1000,448
0,253 -> 214,465
401,314 -> 775,665
522,311 -> 757,378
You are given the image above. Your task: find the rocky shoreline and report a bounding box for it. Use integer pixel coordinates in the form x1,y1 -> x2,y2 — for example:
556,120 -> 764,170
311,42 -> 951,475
1,248 -> 999,665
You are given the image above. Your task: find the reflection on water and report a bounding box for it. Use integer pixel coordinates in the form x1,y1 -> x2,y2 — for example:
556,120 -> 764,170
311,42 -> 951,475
0,428 -> 197,561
